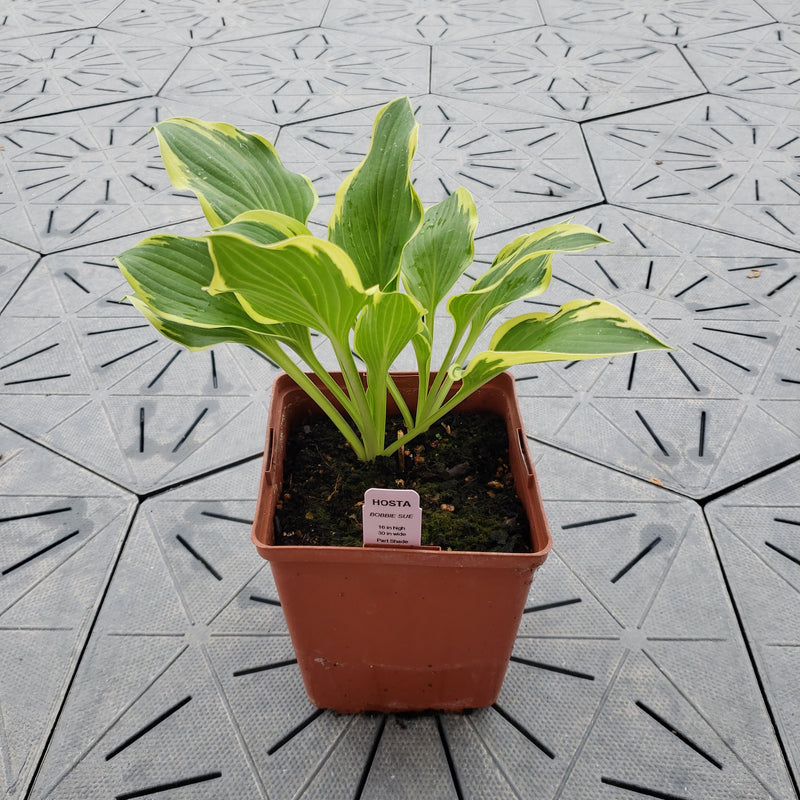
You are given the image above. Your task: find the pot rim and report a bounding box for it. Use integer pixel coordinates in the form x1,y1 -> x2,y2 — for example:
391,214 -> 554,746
252,370 -> 552,566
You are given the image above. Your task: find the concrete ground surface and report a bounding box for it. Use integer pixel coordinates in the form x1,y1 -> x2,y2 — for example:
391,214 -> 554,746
1,0 -> 799,798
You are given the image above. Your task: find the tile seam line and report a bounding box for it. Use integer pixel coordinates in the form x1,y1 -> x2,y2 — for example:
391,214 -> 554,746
473,201 -> 606,243
96,0 -> 129,29
640,647 -> 787,798
0,238 -> 39,258
674,34 -> 709,90
0,421 -> 137,498
37,215 -> 207,258
1,94 -> 154,126
605,203 -> 800,256
701,504 -> 800,798
525,434 -> 700,501
578,123 -> 607,206
577,90 -> 710,125
529,431 -> 800,507
0,255 -> 42,317
525,201 -> 800,257
748,4 -> 783,26
686,20 -> 783,43
153,43 -> 192,97
274,95 -> 417,138
22,501 -> 142,800
698,451 -> 800,507
0,420 -> 266,501
318,0 -> 333,27
0,26 -> 102,45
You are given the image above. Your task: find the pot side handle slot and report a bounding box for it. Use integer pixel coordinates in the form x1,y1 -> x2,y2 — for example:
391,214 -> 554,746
263,427 -> 276,485
516,428 -> 535,490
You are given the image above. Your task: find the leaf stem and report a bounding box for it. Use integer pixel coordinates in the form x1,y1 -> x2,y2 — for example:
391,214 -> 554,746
253,336 -> 367,460
387,375 -> 415,429
331,339 -> 379,459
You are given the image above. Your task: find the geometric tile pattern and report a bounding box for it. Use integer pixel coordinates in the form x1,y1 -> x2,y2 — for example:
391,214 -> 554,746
1,0 -> 799,797
160,29 -> 430,127
0,99 -> 277,255
278,95 -> 603,235
27,451 -> 797,798
322,0 -> 544,43
757,0 -> 800,24
0,102 -> 200,254
585,95 -> 800,250
0,241 -> 38,314
538,0 -> 775,43
0,0 -> 122,38
706,461 -> 800,788
0,29 -> 186,123
684,25 -> 800,111
102,0 -> 330,46
476,207 -> 800,497
0,427 -> 136,799
0,234 -> 283,494
434,27 -> 705,121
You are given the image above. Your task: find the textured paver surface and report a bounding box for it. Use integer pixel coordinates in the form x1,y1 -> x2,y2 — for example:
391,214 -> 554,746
0,1 -> 798,798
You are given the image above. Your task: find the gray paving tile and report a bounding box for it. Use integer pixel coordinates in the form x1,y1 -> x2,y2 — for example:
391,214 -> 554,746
0,233 -> 282,493
433,26 -> 705,122
683,24 -> 800,111
0,241 -> 38,315
29,449 -> 795,798
322,0 -> 543,44
102,0 -> 329,45
476,206 -> 800,498
518,447 -> 792,800
0,0 -> 122,38
706,461 -> 800,788
757,0 -> 800,24
1,0 -> 798,794
159,29 -> 430,127
277,95 -> 603,237
0,426 -> 136,799
0,98 -> 277,254
584,95 -> 800,251
0,29 -> 186,123
537,0 -> 775,43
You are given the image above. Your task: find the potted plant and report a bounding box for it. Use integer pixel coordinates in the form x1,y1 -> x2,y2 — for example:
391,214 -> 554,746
118,97 -> 668,712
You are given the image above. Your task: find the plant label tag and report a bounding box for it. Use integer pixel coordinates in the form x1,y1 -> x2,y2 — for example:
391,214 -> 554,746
362,488 -> 422,547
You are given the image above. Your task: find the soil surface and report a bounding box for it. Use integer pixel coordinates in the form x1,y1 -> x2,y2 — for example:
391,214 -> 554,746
275,411 -> 531,552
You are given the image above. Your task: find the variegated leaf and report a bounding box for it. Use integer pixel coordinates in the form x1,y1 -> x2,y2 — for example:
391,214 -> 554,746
451,299 -> 670,392
155,117 -> 317,227
206,233 -> 370,344
328,97 -> 423,291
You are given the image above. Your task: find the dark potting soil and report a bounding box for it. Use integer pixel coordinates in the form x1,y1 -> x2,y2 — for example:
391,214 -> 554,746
275,411 -> 531,552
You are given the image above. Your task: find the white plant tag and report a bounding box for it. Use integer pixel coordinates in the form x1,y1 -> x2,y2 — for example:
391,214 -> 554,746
362,488 -> 422,547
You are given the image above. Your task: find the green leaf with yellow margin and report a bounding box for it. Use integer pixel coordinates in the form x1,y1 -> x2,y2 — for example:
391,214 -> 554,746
451,299 -> 670,393
447,223 -> 610,347
206,233 -> 370,345
154,117 -> 317,227
354,291 -> 425,451
328,97 -> 423,291
117,210 -> 312,330
354,291 -> 424,375
126,295 -> 309,354
401,187 -> 477,313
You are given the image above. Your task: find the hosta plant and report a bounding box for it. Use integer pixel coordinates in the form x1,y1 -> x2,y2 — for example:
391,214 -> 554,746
118,97 -> 668,462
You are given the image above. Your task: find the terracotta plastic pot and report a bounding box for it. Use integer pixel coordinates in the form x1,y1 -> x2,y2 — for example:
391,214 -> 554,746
252,372 -> 552,713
